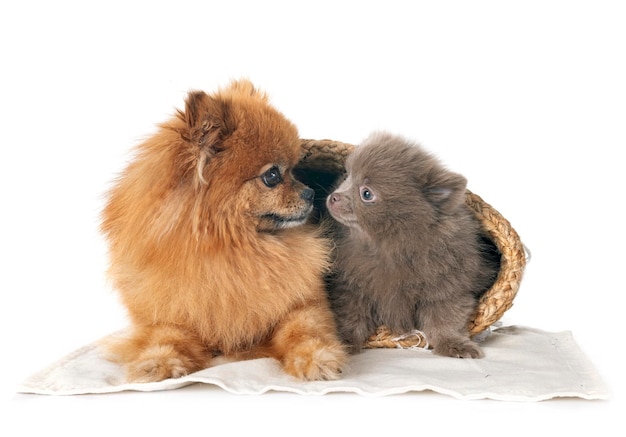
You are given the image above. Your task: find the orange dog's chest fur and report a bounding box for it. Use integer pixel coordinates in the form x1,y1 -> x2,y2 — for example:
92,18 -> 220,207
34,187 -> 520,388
109,227 -> 329,352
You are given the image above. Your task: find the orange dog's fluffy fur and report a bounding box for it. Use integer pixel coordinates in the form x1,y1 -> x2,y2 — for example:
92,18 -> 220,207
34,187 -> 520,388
101,80 -> 346,382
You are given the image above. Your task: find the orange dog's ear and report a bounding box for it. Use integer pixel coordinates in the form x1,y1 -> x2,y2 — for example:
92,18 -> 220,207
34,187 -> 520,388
181,90 -> 235,154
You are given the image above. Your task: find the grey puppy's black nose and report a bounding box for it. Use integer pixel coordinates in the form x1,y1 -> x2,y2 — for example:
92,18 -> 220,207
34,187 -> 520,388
300,187 -> 315,203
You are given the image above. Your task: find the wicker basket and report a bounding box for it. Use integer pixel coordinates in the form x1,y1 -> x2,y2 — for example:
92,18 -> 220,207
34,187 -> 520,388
296,139 -> 527,349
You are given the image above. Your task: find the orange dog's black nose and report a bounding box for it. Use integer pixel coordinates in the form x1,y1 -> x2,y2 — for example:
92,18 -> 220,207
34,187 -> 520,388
301,187 -> 315,203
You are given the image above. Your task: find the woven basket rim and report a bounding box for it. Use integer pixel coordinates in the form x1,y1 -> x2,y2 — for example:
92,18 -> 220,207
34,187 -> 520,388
297,139 -> 527,348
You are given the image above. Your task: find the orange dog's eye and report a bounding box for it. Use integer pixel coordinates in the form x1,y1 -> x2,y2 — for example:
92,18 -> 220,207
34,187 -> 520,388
262,166 -> 282,188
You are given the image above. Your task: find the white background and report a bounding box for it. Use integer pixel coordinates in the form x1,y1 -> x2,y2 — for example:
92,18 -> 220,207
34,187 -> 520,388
2,1 -> 624,435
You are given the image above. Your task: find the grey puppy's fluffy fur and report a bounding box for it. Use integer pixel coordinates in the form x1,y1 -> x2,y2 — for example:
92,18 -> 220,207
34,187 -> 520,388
325,132 -> 499,358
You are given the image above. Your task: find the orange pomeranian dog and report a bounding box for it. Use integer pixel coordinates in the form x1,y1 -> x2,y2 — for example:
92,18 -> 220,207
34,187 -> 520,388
101,79 -> 346,383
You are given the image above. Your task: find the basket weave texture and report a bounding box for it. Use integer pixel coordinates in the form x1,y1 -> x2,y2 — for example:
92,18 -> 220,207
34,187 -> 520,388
297,139 -> 527,348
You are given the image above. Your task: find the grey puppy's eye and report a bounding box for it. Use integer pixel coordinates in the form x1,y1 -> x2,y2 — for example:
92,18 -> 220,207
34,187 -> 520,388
262,166 -> 282,188
360,186 -> 376,202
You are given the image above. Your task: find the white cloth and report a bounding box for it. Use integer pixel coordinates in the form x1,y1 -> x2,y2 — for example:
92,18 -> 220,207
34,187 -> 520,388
16,325 -> 609,401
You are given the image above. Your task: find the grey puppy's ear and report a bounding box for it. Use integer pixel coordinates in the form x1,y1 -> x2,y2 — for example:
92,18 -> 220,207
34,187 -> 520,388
424,171 -> 467,214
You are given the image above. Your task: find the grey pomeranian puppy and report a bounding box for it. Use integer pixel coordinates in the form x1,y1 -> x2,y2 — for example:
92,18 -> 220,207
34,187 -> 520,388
325,131 -> 500,358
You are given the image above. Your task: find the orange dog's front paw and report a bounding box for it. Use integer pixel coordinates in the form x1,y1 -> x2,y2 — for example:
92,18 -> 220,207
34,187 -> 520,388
282,339 -> 347,381
105,326 -> 213,383
125,345 -> 197,383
